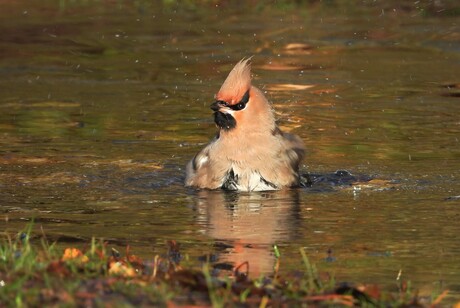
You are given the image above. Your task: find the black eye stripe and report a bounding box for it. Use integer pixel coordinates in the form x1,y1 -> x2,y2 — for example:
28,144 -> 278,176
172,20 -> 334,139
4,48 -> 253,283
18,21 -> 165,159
230,102 -> 245,111
215,100 -> 229,107
239,89 -> 250,104
215,89 -> 250,111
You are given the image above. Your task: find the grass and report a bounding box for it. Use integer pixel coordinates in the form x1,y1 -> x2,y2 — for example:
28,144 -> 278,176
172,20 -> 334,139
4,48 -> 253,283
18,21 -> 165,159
0,226 -> 451,307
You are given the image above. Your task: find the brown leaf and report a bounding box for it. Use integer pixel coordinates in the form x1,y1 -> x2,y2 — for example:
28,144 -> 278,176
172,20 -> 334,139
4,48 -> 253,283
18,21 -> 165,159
108,261 -> 137,278
305,294 -> 355,306
432,290 -> 450,306
357,284 -> 381,299
62,248 -> 89,263
47,261 -> 70,277
170,269 -> 209,292
75,291 -> 97,300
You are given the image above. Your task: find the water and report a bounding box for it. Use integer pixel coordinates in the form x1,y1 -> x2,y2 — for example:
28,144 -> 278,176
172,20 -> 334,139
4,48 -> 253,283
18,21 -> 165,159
1,0 -> 459,302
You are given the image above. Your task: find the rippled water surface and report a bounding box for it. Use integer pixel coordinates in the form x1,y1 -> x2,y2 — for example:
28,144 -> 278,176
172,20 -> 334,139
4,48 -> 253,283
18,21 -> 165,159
1,0 -> 459,302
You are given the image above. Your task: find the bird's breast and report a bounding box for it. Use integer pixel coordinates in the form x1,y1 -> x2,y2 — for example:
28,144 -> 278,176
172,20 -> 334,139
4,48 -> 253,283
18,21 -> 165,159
221,167 -> 278,192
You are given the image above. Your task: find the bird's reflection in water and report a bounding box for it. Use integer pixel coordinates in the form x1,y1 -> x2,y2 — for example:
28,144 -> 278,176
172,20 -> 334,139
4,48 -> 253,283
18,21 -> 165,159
193,189 -> 301,277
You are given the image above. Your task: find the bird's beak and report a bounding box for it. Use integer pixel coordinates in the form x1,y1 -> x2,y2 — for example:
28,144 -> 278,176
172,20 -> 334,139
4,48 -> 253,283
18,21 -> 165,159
210,101 -> 221,112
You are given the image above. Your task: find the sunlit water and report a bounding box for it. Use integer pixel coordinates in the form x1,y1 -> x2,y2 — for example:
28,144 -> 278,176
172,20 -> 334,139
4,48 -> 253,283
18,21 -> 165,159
1,1 -> 459,303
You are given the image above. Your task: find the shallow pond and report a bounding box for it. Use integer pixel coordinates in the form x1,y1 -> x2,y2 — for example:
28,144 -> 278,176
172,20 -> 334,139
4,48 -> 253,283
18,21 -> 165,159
1,0 -> 459,302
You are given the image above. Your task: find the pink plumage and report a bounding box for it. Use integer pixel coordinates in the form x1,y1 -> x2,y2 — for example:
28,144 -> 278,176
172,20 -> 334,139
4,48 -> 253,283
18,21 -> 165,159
185,58 -> 305,192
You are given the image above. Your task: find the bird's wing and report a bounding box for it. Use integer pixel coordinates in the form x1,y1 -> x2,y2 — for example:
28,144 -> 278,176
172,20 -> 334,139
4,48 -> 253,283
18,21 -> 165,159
283,132 -> 305,169
272,127 -> 304,171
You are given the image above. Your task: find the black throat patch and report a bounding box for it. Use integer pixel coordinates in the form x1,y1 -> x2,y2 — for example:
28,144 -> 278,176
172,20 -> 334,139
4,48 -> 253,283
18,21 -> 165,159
214,111 -> 236,130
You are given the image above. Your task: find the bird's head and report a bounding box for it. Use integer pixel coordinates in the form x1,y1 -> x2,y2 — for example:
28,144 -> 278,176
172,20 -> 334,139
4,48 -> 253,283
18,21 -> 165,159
210,58 -> 276,134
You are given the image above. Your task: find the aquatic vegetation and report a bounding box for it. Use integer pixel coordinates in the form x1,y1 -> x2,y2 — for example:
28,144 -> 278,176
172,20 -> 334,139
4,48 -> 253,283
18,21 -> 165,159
0,227 -> 450,307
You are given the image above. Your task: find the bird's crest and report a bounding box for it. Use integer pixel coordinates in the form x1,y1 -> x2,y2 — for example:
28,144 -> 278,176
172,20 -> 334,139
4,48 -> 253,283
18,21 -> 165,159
216,58 -> 252,104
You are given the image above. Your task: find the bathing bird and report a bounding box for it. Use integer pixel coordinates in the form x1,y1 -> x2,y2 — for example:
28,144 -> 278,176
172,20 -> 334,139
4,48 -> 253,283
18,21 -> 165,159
185,58 -> 305,191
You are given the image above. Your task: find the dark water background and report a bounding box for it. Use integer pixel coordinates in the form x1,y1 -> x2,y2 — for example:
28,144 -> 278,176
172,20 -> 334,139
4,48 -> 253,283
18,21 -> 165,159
0,0 -> 459,302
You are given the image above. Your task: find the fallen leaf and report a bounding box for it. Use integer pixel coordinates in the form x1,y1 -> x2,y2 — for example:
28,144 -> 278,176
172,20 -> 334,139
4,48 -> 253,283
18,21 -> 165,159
62,248 -> 89,263
432,290 -> 449,306
47,261 -> 71,277
108,261 -> 137,277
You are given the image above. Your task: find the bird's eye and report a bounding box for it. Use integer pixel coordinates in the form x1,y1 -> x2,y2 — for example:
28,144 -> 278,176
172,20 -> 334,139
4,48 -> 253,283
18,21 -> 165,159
229,102 -> 246,111
229,90 -> 250,111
